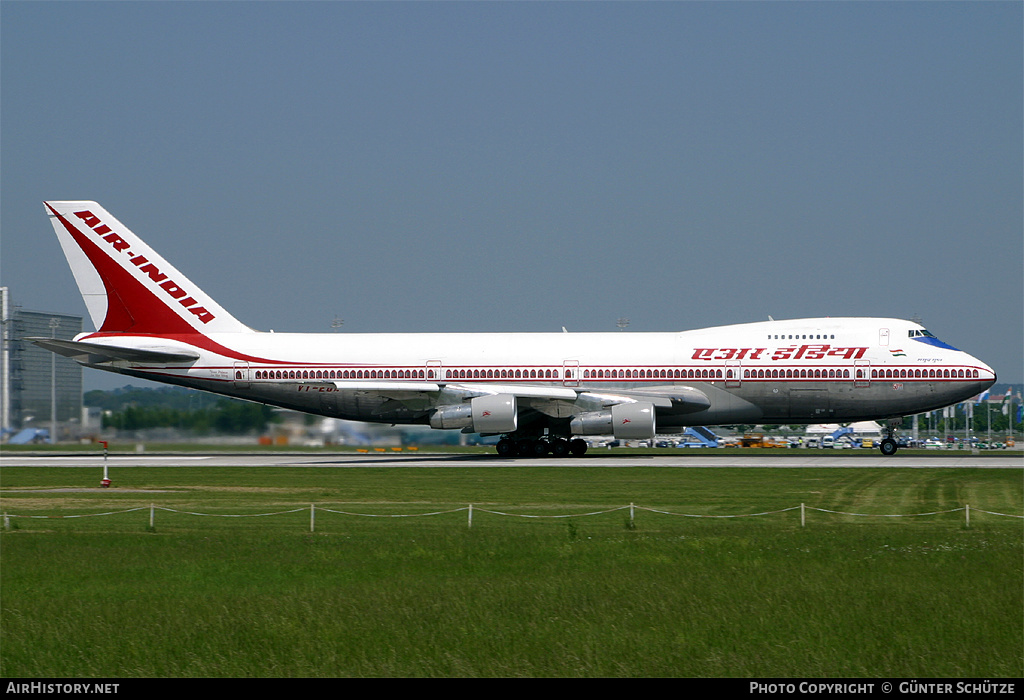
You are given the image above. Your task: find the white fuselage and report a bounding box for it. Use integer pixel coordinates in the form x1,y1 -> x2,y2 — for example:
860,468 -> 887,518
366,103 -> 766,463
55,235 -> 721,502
78,316 -> 995,428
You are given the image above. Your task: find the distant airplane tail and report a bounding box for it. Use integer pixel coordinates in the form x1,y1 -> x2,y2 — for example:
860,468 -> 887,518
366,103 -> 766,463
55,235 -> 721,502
44,201 -> 252,336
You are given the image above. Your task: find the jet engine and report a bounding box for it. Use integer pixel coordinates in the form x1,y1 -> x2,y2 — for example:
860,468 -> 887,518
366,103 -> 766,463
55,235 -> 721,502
429,394 -> 518,433
569,402 -> 656,440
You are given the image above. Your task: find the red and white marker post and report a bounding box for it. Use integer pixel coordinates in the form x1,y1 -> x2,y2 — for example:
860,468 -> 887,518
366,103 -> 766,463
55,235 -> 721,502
99,441 -> 110,487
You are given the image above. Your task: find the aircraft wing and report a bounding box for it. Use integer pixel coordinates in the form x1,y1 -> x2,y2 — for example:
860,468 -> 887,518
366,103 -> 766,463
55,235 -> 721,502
315,379 -> 710,432
322,380 -> 577,409
27,337 -> 200,365
575,386 -> 711,413
322,379 -> 708,411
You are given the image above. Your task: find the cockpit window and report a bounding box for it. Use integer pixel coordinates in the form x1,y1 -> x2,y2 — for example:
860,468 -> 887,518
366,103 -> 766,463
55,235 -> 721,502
910,328 -> 960,351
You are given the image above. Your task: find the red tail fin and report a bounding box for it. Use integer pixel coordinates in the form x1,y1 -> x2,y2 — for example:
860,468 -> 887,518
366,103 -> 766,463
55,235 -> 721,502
44,201 -> 251,335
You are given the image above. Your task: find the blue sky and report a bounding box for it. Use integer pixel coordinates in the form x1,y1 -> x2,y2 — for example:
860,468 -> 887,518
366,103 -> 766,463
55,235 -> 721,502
2,1 -> 1021,388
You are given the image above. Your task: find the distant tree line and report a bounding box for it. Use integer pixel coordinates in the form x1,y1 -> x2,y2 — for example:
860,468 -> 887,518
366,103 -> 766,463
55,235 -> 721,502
87,386 -> 278,434
919,409 -> 1018,435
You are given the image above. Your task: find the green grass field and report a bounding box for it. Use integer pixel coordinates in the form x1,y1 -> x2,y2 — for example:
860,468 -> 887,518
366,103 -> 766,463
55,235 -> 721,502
1,463 -> 1021,677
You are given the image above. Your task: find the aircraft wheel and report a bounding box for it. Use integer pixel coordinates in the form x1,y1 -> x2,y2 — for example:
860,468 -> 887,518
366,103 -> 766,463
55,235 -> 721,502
531,439 -> 550,457
569,438 -> 588,457
550,438 -> 570,457
495,439 -> 514,457
879,438 -> 898,456
515,440 -> 535,457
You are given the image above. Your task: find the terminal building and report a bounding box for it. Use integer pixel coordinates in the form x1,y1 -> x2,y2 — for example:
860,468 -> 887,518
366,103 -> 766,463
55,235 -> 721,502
1,287 -> 84,441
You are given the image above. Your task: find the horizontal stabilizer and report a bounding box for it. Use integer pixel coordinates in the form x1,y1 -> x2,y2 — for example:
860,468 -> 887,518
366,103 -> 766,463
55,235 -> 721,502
28,337 -> 200,365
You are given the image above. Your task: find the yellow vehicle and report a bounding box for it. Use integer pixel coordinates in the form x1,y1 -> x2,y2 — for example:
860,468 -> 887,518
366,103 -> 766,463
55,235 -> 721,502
740,433 -> 765,448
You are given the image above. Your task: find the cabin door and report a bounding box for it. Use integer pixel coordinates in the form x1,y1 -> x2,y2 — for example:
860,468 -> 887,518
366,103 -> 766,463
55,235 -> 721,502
725,360 -> 741,388
425,360 -> 442,381
562,360 -> 579,387
233,362 -> 250,389
854,360 -> 871,388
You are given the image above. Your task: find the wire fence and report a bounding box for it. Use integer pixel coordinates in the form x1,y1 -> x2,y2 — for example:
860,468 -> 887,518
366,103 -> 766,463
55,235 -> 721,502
3,502 -> 1021,531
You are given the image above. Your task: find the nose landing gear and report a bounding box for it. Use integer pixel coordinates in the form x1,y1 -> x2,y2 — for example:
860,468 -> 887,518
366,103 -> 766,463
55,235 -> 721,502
879,418 -> 903,456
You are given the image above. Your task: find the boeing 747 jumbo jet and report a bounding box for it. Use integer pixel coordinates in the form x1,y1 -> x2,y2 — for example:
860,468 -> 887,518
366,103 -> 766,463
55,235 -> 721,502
33,201 -> 995,457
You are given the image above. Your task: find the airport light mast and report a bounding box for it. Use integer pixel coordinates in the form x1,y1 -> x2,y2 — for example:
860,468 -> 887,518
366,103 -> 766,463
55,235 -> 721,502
49,317 -> 59,444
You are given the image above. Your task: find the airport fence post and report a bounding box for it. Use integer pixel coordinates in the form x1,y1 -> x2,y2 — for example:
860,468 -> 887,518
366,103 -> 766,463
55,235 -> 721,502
965,503 -> 970,529
149,504 -> 155,530
801,503 -> 805,528
468,504 -> 473,529
310,504 -> 315,533
630,502 -> 635,527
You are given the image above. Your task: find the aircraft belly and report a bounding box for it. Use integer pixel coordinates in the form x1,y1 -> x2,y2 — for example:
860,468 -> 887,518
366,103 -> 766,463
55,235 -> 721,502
313,387 -> 424,424
657,383 -> 762,427
831,382 -> 967,420
754,385 -> 793,420
318,391 -> 340,417
742,382 -> 947,422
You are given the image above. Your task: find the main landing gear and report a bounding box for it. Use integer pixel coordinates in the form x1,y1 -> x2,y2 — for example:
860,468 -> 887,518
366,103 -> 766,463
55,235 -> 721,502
495,436 -> 588,458
879,418 -> 904,456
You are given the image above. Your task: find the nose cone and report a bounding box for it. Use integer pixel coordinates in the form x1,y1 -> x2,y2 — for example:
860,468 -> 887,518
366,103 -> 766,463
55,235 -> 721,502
971,353 -> 997,386
957,353 -> 996,402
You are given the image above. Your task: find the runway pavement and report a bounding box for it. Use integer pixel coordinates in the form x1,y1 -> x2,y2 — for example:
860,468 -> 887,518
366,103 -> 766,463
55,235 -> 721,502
2,451 -> 1021,469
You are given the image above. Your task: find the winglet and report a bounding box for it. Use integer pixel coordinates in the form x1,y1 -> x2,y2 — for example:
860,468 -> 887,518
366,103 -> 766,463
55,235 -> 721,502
43,201 -> 251,335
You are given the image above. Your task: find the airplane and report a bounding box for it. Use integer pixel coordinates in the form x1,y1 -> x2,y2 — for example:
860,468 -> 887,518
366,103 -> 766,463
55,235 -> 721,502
31,200 -> 996,457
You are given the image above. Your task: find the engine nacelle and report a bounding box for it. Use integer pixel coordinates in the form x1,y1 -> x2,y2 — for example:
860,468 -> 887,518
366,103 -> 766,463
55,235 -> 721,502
570,402 -> 656,440
429,394 -> 518,433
